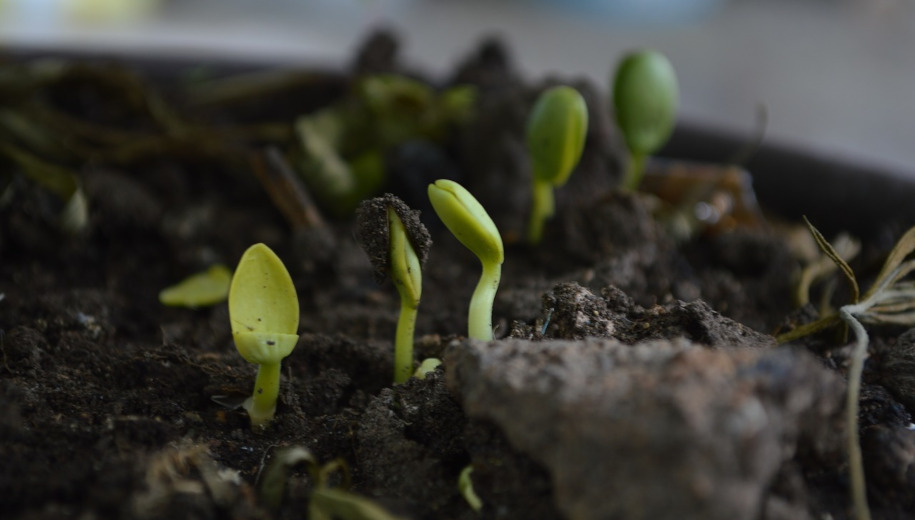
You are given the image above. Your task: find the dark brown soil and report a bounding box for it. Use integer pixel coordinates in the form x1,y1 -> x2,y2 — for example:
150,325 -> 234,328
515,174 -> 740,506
2,31 -> 914,520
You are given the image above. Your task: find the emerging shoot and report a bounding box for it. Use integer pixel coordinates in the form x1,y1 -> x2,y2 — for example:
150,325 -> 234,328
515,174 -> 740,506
356,194 -> 432,383
612,49 -> 678,191
228,243 -> 300,430
159,264 -> 232,307
458,465 -> 483,513
428,179 -> 504,340
525,85 -> 588,244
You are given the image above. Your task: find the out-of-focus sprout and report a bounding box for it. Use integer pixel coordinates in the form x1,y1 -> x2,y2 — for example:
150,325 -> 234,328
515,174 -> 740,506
458,465 -> 482,513
293,75 -> 476,216
525,85 -> 588,244
612,49 -> 678,191
159,264 -> 232,307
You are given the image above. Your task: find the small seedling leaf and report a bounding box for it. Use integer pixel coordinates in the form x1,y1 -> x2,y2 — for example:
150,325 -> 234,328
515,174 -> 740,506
159,264 -> 232,307
803,216 -> 859,304
229,244 -> 299,336
229,244 -> 300,365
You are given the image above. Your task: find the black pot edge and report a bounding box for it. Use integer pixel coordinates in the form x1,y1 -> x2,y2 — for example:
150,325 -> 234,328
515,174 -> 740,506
663,121 -> 915,238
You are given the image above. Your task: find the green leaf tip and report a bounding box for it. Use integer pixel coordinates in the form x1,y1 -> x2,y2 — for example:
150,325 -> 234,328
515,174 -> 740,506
159,264 -> 232,307
388,207 -> 422,307
229,243 -> 300,365
612,49 -> 678,157
526,85 -> 588,187
427,179 -> 503,266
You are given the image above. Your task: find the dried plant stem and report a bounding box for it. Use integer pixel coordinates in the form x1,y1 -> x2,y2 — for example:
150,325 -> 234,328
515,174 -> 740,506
839,303 -> 872,520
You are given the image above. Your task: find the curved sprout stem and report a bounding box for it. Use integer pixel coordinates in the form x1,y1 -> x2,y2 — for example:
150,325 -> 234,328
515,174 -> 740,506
245,362 -> 281,430
394,299 -> 418,383
527,179 -> 555,244
469,261 -> 502,341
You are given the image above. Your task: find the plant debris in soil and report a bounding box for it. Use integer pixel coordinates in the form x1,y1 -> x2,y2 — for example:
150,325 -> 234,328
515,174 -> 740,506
2,30 -> 915,520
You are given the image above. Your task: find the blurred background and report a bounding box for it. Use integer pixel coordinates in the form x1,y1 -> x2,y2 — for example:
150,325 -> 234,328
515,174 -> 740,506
1,0 -> 913,171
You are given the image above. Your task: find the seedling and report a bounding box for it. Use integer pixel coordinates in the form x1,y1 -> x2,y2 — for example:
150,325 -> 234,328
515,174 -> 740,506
228,243 -> 300,430
612,49 -> 678,191
525,85 -> 588,244
159,264 -> 232,307
428,179 -> 504,340
778,219 -> 915,520
291,74 -> 476,216
356,194 -> 432,383
458,464 -> 482,513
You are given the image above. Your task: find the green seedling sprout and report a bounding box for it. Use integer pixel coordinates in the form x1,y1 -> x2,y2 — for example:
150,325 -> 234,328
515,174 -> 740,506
413,358 -> 442,379
525,85 -> 588,244
778,219 -> 915,520
228,243 -> 300,430
612,49 -> 679,191
158,264 -> 232,307
356,194 -> 431,383
428,179 -> 504,341
458,464 -> 483,513
388,208 -> 422,383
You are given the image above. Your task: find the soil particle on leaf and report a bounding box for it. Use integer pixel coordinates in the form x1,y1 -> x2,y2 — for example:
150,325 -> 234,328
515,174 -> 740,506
355,193 -> 432,284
